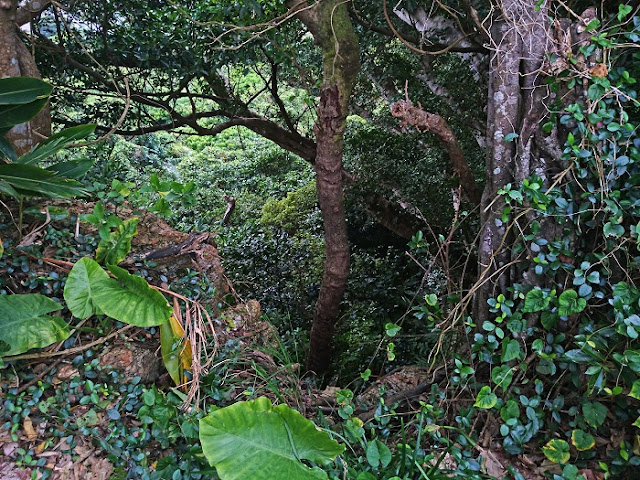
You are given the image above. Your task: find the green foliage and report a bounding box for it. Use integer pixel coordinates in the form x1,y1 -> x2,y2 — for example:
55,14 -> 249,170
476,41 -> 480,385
0,294 -> 69,357
260,181 -> 318,233
95,217 -> 139,265
0,77 -> 94,200
463,13 -> 640,476
64,258 -> 172,327
0,77 -> 51,132
199,397 -> 344,480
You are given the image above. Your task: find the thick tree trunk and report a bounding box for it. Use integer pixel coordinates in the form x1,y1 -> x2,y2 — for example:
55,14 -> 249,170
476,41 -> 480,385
0,0 -> 50,155
475,0 -> 558,323
288,0 -> 360,373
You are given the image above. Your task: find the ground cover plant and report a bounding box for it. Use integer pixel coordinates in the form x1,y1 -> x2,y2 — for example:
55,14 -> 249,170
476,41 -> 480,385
1,1 -> 640,480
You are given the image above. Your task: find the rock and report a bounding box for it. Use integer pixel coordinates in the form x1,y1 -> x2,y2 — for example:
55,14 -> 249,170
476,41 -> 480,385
98,344 -> 162,384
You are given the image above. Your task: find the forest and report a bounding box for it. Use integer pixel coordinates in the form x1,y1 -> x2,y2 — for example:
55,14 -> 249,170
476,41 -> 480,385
1,0 -> 639,479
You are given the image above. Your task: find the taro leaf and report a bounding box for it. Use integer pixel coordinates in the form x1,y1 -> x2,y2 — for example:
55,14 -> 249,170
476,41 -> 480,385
582,401 -> 608,428
366,439 -> 391,468
199,397 -> 344,480
542,439 -> 570,464
47,159 -> 93,179
0,77 -> 52,105
95,217 -> 138,265
0,294 -> 69,356
629,379 -> 640,400
558,289 -> 587,317
160,315 -> 192,386
571,429 -> 595,451
474,386 -> 498,409
63,257 -> 110,319
0,163 -> 86,198
523,288 -> 550,313
92,263 -> 172,327
18,124 -> 96,166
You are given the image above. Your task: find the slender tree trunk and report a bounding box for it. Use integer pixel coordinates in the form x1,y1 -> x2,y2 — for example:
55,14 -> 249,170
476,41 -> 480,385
287,0 -> 360,373
0,0 -> 50,155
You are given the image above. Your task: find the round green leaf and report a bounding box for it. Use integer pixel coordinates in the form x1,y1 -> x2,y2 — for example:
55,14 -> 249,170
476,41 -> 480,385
474,386 -> 498,409
366,439 -> 391,468
64,257 -> 110,319
582,402 -> 608,428
571,429 -> 595,451
200,397 -> 344,480
0,294 -> 69,356
523,288 -> 550,313
558,289 -> 587,317
542,439 -> 570,464
91,264 -> 172,327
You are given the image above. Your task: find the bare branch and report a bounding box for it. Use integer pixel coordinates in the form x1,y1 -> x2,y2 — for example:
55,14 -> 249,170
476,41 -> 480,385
391,99 -> 482,205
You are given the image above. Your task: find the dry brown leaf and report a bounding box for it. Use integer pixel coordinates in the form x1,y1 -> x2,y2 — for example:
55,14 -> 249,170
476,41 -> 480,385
35,440 -> 48,454
478,447 -> 507,478
590,63 -> 608,78
23,417 -> 37,441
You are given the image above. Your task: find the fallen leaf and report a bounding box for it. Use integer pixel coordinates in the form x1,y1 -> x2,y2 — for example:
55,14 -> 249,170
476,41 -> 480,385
478,447 -> 507,478
23,417 -> 37,441
589,63 -> 608,78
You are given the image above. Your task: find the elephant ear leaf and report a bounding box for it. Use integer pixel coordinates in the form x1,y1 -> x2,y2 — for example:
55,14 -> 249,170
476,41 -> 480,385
90,263 -> 172,327
0,294 -> 69,357
199,397 -> 344,480
64,257 -> 110,319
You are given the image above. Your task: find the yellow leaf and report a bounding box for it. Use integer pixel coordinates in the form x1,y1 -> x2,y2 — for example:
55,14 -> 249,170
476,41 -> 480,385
23,416 -> 37,441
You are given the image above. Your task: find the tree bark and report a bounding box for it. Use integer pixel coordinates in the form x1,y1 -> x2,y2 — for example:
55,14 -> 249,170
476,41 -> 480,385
0,0 -> 50,155
287,0 -> 360,374
475,0 -> 559,323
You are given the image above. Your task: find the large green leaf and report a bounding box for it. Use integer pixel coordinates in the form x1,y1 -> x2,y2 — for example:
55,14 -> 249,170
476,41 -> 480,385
200,397 -> 344,480
47,159 -> 94,179
0,294 -> 69,357
0,77 -> 52,105
64,257 -> 110,319
0,98 -> 49,130
0,163 -> 86,198
91,263 -> 172,327
18,124 -> 96,165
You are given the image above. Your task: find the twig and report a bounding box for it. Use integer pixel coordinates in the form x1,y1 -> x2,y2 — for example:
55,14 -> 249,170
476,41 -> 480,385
6,325 -> 134,361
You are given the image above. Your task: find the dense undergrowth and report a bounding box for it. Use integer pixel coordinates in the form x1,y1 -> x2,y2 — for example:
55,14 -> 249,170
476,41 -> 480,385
2,6 -> 640,480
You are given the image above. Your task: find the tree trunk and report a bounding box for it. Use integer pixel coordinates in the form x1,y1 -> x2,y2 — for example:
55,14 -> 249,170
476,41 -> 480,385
0,0 -> 50,155
475,0 -> 560,323
288,0 -> 360,374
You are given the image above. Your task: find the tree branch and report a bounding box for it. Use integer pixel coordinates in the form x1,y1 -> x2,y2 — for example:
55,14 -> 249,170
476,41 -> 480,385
15,0 -> 51,26
391,100 -> 482,205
